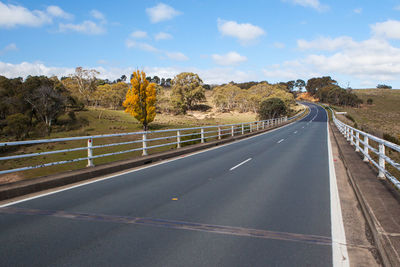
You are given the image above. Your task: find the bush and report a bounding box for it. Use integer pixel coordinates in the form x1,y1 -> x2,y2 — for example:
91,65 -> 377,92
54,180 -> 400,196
377,84 -> 392,89
345,114 -> 355,123
366,98 -> 373,105
257,98 -> 287,120
3,113 -> 30,140
383,133 -> 400,145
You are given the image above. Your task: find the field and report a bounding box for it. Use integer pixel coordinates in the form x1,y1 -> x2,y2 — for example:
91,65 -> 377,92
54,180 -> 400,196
336,89 -> 400,138
333,89 -> 400,186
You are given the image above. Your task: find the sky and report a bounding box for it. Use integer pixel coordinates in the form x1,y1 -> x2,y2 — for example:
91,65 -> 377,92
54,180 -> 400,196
1,0 -> 400,88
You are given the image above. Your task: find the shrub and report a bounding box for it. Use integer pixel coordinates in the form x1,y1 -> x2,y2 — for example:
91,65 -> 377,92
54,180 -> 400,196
366,98 -> 373,105
257,98 -> 287,120
383,133 -> 400,145
3,113 -> 30,140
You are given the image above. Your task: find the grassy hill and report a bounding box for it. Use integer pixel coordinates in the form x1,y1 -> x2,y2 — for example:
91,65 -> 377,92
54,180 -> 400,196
336,89 -> 400,139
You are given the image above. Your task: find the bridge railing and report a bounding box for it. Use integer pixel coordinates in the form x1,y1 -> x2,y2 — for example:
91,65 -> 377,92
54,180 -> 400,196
0,110 -> 305,176
329,107 -> 400,190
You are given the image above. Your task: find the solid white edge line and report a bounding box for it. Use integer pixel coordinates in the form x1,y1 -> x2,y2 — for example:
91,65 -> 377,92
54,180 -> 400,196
326,108 -> 349,267
1,105 -> 314,208
229,158 -> 252,171
277,139 -> 284,143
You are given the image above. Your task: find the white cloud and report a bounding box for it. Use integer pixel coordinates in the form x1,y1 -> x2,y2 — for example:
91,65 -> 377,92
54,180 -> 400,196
90,10 -> 106,23
47,6 -> 73,19
146,3 -> 181,23
212,51 -> 247,66
282,0 -> 329,12
0,2 -> 51,28
130,30 -> 148,39
264,35 -> 400,86
297,36 -> 356,51
0,61 -> 74,78
353,8 -> 362,14
125,40 -> 159,52
155,32 -> 173,41
371,20 -> 400,40
59,20 -> 106,35
394,5 -> 400,11
217,19 -> 265,44
274,42 -> 286,49
165,52 -> 189,61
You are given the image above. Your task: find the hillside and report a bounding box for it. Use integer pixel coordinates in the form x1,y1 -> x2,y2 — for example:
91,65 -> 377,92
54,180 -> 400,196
336,89 -> 400,138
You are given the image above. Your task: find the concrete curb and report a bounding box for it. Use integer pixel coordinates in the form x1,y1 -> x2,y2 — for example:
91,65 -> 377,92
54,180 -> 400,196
0,120 -> 298,202
330,121 -> 400,267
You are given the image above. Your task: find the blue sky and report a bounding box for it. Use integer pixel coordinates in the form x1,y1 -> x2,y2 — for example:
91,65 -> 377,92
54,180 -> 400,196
1,0 -> 400,88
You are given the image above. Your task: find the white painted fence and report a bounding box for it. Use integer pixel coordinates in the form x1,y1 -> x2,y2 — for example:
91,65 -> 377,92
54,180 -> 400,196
0,111 -> 304,176
330,108 -> 400,189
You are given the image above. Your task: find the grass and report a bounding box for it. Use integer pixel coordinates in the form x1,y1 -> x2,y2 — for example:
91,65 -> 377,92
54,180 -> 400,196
2,105 -> 306,184
337,89 -> 400,138
331,89 -> 400,186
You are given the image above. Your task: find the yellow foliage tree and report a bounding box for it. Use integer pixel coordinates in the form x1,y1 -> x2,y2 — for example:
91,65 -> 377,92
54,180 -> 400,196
123,70 -> 156,130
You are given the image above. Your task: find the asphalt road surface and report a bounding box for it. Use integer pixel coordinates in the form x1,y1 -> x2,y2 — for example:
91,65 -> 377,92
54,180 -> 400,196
0,103 -> 339,266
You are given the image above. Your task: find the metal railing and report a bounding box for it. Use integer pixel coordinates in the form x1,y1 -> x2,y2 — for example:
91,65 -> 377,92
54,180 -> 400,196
329,107 -> 400,190
0,110 -> 305,176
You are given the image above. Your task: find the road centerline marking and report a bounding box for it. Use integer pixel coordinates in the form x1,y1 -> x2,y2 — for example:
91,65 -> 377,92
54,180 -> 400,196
277,139 -> 284,143
229,158 -> 252,171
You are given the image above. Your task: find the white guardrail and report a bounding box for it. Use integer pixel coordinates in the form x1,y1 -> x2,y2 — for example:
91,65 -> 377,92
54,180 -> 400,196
0,110 -> 305,175
329,107 -> 400,190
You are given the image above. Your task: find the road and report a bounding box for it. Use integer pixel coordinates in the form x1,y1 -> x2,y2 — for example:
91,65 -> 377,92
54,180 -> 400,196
0,103 -> 345,266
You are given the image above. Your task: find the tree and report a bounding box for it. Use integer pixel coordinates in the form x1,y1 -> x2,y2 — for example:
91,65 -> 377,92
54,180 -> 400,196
212,84 -> 241,111
71,67 -> 99,105
295,79 -> 305,91
152,76 -> 160,85
257,98 -> 287,120
377,84 -> 392,89
306,76 -> 337,95
25,81 -> 68,135
286,80 -> 295,92
171,72 -> 206,113
123,70 -> 156,131
95,82 -> 129,109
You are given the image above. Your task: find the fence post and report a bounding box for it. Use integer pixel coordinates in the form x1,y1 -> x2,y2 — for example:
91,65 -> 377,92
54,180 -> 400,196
256,122 -> 259,131
142,133 -> 148,156
355,132 -> 360,152
241,124 -> 244,135
250,123 -> 252,132
218,127 -> 221,140
262,121 -> 265,129
201,128 -> 205,143
363,136 -> 369,162
87,138 -> 94,167
231,125 -> 234,136
177,130 -> 181,148
378,143 -> 385,178
347,127 -> 351,141
350,129 -> 354,145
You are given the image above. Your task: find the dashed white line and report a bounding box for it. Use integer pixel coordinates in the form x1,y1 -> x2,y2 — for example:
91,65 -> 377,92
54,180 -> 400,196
277,139 -> 284,144
229,158 -> 252,171
294,131 -> 298,134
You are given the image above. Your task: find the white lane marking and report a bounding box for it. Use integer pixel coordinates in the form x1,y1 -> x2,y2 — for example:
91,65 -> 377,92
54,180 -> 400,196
229,158 -> 252,171
294,131 -> 298,134
326,110 -> 349,266
277,139 -> 284,143
302,126 -> 305,128
1,107 -> 314,208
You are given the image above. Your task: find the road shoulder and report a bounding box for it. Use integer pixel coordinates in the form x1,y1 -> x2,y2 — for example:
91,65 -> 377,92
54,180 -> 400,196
330,121 -> 400,266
